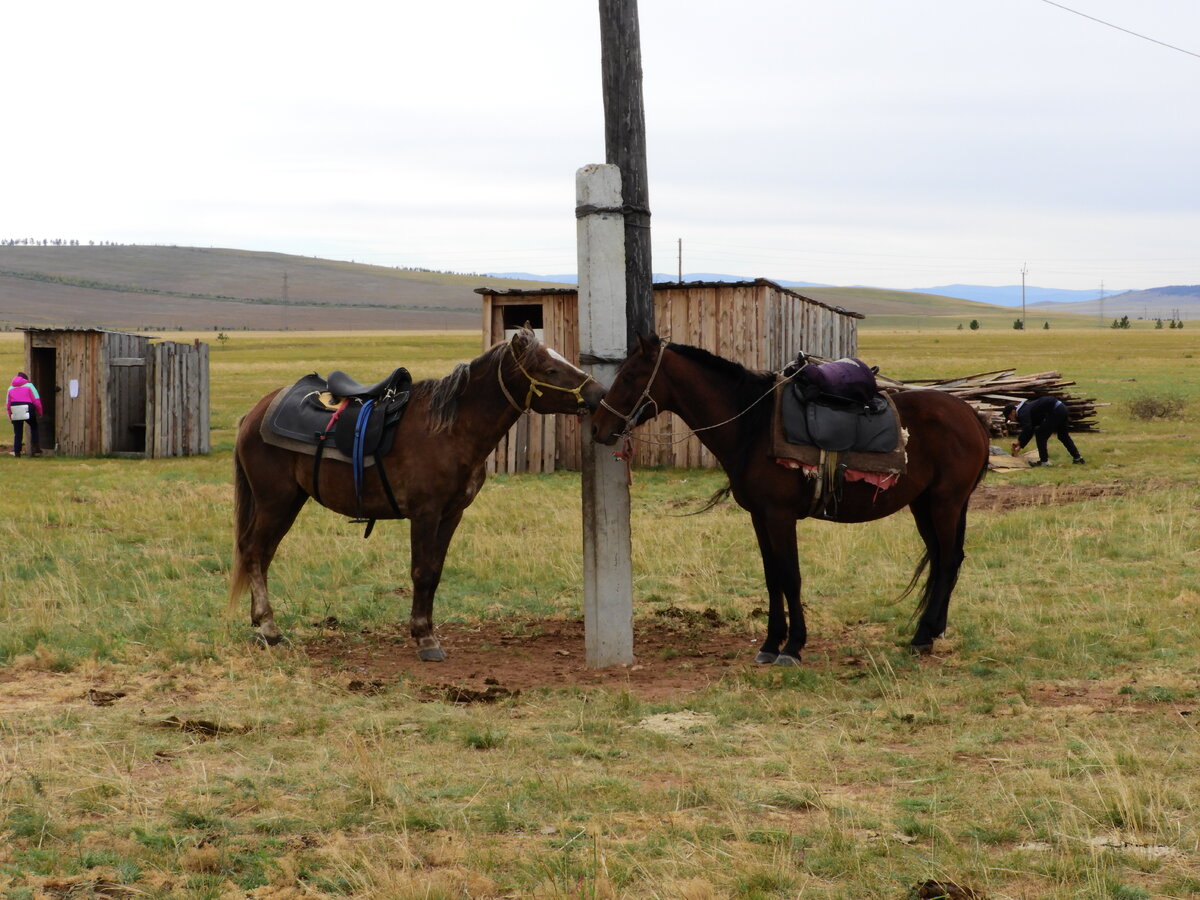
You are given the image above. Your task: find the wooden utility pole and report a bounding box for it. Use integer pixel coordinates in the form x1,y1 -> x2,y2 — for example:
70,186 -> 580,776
599,0 -> 654,348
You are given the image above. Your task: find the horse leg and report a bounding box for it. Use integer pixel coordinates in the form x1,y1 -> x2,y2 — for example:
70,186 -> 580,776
233,452 -> 308,646
408,508 -> 465,662
750,513 -> 805,666
908,495 -> 968,653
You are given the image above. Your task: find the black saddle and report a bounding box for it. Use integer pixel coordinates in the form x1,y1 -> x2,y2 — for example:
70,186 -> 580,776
265,368 -> 413,536
267,369 -> 412,452
326,367 -> 412,401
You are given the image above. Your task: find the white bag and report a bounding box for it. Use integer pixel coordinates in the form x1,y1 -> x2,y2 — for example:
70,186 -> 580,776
10,404 -> 29,421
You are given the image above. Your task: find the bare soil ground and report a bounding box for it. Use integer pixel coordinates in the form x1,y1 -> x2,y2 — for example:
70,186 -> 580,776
969,479 -> 1127,512
298,479 -> 1135,702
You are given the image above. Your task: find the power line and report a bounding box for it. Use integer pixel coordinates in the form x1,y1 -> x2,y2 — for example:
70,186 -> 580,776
1040,0 -> 1200,60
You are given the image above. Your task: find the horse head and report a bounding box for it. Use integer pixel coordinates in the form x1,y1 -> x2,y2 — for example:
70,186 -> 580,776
503,325 -> 605,417
590,333 -> 666,445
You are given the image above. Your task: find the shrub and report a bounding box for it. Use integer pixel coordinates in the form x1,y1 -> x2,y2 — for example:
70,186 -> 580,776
1128,394 -> 1186,421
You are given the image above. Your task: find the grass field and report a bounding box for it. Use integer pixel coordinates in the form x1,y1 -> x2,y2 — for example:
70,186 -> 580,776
1,327 -> 1198,899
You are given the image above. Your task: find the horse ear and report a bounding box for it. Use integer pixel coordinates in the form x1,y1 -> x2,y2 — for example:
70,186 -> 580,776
508,324 -> 538,355
636,332 -> 660,354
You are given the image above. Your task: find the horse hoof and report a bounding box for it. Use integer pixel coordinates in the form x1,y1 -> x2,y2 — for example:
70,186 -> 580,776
909,642 -> 934,656
254,630 -> 283,648
418,646 -> 446,662
773,653 -> 802,667
754,651 -> 779,665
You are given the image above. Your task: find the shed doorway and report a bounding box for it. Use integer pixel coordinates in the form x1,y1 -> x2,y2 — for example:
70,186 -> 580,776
29,347 -> 56,452
502,304 -> 544,341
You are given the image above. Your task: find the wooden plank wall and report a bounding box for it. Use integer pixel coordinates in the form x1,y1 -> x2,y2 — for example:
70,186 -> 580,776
484,283 -> 859,473
104,331 -> 150,454
486,294 -> 583,476
40,331 -> 104,456
636,282 -> 859,467
147,340 -> 210,457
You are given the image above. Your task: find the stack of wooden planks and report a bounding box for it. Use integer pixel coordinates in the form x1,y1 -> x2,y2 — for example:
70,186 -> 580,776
873,368 -> 1103,436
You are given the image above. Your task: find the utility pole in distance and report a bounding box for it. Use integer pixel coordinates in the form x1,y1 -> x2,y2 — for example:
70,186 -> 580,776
1020,263 -> 1027,328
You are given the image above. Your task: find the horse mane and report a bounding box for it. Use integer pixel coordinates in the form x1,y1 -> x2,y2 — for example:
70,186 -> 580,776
668,342 -> 776,421
413,338 -> 533,433
668,341 -> 777,482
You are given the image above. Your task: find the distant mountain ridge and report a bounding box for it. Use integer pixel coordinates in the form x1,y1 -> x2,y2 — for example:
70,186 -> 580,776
0,245 -> 1192,330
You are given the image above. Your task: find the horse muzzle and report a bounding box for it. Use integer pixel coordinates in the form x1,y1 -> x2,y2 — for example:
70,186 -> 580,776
591,422 -> 618,445
577,381 -> 607,418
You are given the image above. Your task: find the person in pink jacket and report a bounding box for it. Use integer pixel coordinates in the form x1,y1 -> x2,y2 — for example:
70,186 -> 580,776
6,372 -> 43,457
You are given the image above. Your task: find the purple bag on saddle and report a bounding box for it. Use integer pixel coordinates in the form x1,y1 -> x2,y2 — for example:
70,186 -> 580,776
796,357 -> 879,406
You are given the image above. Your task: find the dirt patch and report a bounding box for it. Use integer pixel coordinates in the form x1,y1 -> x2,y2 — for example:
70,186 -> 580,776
970,480 -> 1127,512
299,617 -> 769,701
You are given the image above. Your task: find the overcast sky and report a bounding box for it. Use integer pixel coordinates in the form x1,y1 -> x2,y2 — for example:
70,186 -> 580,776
5,0 -> 1198,291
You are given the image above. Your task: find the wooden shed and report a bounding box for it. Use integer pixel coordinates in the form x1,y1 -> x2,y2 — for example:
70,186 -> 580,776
20,328 -> 210,458
478,279 -> 863,472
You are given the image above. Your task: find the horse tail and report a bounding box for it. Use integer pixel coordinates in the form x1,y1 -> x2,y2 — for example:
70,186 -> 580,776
685,482 -> 734,516
906,448 -> 987,622
899,548 -> 933,618
229,447 -> 254,608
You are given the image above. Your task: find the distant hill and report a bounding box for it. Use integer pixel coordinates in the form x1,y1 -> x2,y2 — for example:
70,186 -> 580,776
0,245 -> 560,331
1028,285 -> 1200,321
4,244 -> 1179,331
907,284 -> 1129,307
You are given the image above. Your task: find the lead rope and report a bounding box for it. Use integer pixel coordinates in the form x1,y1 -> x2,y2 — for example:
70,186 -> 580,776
615,372 -> 798,450
605,342 -> 800,487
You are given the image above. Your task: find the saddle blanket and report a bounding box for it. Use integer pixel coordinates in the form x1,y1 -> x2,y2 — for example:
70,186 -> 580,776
770,378 -> 908,476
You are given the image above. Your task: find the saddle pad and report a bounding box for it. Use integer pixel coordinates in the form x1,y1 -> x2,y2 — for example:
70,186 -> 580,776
771,378 -> 908,475
260,380 -> 369,467
784,394 -> 898,453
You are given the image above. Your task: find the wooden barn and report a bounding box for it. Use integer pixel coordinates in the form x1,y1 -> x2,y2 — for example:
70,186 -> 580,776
19,328 -> 210,458
478,279 -> 863,472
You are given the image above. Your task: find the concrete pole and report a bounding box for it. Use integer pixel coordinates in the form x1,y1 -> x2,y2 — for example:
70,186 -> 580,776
576,163 -> 634,668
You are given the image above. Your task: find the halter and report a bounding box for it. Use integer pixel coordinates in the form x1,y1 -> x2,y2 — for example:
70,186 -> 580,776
603,340 -> 795,463
498,340 -> 596,414
597,339 -> 669,434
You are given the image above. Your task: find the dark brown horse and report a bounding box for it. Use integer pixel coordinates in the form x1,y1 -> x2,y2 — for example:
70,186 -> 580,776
590,335 -> 990,665
231,327 -> 605,660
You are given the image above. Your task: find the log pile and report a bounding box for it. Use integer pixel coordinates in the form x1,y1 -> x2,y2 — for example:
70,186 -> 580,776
874,368 -> 1104,436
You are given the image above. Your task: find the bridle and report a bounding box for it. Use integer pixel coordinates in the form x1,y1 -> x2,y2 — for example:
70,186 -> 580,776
597,339 -> 669,434
498,341 -> 596,414
601,338 -> 795,456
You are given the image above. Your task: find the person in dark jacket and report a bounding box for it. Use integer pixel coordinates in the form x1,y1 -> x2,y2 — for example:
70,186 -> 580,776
1004,397 -> 1085,467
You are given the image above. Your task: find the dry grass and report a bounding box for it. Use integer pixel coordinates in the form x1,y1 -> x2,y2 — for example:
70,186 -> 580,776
1,328 -> 1199,898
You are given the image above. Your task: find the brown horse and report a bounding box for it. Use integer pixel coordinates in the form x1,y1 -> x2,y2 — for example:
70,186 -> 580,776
590,335 -> 990,665
231,327 -> 605,660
